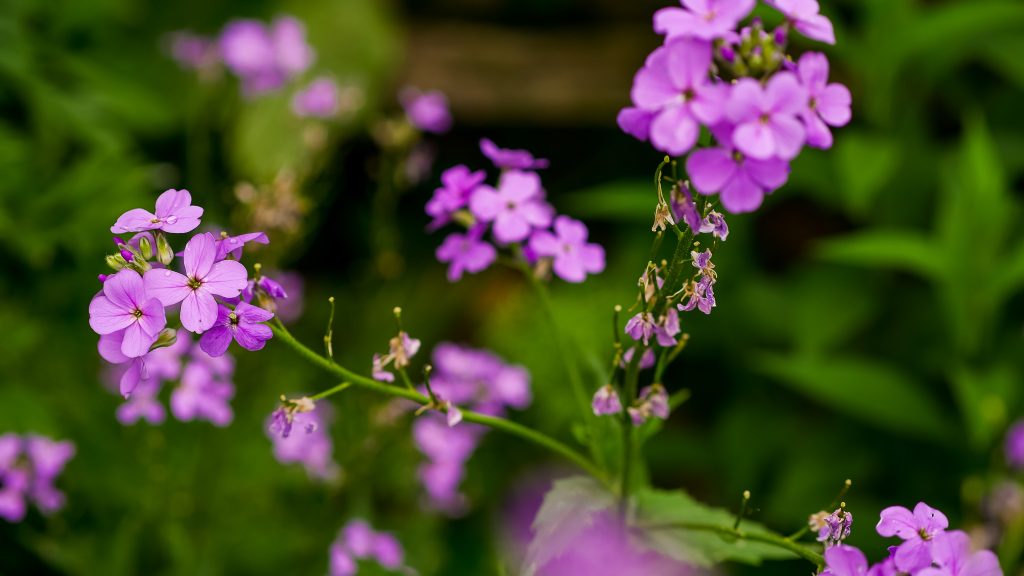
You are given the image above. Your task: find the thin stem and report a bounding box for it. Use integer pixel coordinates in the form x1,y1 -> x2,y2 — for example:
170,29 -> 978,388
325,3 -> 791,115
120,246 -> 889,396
269,323 -> 609,486
619,348 -> 643,517
641,522 -> 824,568
311,382 -> 352,401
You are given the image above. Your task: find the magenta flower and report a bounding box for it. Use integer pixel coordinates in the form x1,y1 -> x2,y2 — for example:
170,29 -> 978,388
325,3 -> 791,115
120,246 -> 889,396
400,87 -> 452,134
329,545 -> 356,576
219,16 -> 314,95
144,232 -> 248,333
116,378 -> 166,425
726,73 -> 807,160
701,211 -> 729,240
680,275 -> 717,314
330,519 -> 407,575
292,77 -> 340,118
97,332 -> 147,397
877,502 -> 949,573
625,309 -> 680,347
639,384 -> 670,419
426,165 -> 487,230
88,269 -> 167,358
621,346 -> 656,370
479,138 -> 549,170
822,544 -> 869,576
171,359 -> 234,426
626,38 -> 724,155
267,406 -> 339,480
529,216 -> 605,283
199,303 -> 274,357
111,189 -> 203,235
1006,420 -> 1024,469
817,508 -> 853,547
768,0 -> 835,44
616,107 -> 655,141
686,123 -> 790,213
653,0 -> 756,41
592,384 -> 623,416
215,231 -> 269,261
0,434 -> 75,522
169,31 -> 218,71
469,170 -> 553,244
796,52 -> 852,149
919,530 -> 1002,576
436,228 -> 497,282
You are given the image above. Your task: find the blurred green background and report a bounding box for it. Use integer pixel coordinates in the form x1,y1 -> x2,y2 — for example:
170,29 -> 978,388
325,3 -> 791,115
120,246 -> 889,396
2,0 -> 1024,574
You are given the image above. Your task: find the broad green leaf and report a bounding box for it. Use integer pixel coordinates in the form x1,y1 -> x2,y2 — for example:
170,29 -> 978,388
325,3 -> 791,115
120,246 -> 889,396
950,365 -> 1019,449
817,231 -> 940,279
833,132 -> 900,217
522,476 -> 617,576
635,488 -> 806,567
754,353 -> 953,442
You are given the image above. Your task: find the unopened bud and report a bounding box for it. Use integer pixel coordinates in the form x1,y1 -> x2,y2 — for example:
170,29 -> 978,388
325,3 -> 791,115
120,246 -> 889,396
98,274 -> 108,283
156,233 -> 174,265
138,235 -> 154,260
106,254 -> 127,271
148,328 -> 178,351
120,249 -> 134,261
773,26 -> 788,46
720,46 -> 735,63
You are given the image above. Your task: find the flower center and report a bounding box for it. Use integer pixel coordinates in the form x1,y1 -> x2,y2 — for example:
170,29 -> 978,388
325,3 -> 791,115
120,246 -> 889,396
506,201 -> 518,210
808,97 -> 818,110
187,276 -> 203,290
132,308 -> 143,319
682,88 -> 696,102
759,113 -> 771,124
229,312 -> 239,326
919,528 -> 931,541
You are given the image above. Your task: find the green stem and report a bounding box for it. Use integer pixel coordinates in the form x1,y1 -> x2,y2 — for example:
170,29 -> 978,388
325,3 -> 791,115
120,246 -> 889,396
641,522 -> 824,568
269,323 -> 610,486
619,349 -> 643,516
311,382 -> 352,401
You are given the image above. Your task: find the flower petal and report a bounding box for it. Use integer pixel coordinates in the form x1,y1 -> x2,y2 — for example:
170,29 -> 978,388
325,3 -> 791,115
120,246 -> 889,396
199,326 -> 233,357
183,232 -> 217,278
180,290 -> 219,333
203,260 -> 248,297
143,268 -> 191,306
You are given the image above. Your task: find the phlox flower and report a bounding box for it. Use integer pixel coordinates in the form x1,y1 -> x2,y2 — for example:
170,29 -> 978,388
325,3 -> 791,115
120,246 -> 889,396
426,165 -> 487,230
469,170 -> 553,244
726,72 -> 808,161
528,216 -> 605,283
292,77 -> 340,118
653,0 -> 756,41
797,52 -> 852,149
479,138 -> 549,171
767,0 -> 835,44
400,87 -> 452,134
625,38 -> 725,155
267,405 -> 339,480
215,231 -> 269,261
686,123 -> 790,213
436,226 -> 497,282
680,275 -> 717,315
876,502 -> 949,573
219,16 -> 314,95
821,544 -> 869,576
171,358 -> 235,426
110,189 -> 204,234
89,269 -> 167,358
918,530 -> 1002,576
144,232 -> 248,333
199,303 -> 274,357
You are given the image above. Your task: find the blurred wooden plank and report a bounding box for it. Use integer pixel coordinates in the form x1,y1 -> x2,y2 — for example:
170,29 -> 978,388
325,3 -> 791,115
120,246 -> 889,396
402,21 -> 660,125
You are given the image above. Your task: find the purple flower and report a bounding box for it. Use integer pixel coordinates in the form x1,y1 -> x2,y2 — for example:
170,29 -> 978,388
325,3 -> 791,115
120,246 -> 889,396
919,530 -> 1002,576
116,378 -> 166,425
653,0 -> 756,41
110,189 -> 204,235
215,231 -> 269,261
768,0 -> 835,44
796,52 -> 852,149
219,16 -> 314,95
681,275 -> 717,314
292,77 -> 340,118
877,502 -> 949,573
400,87 -> 452,134
670,183 -> 703,234
372,332 -> 422,382
98,333 -> 147,397
616,107 -> 655,141
686,123 -> 790,213
639,384 -> 670,420
0,434 -> 75,522
144,232 -> 248,333
528,216 -> 606,283
700,211 -> 729,240
621,347 -> 656,370
199,303 -> 274,356
426,165 -> 487,230
169,31 -> 218,71
1006,420 -> 1024,469
822,544 -> 869,576
726,73 -> 807,161
88,270 -> 167,358
268,404 -> 338,479
329,544 -> 356,576
436,227 -> 497,282
592,384 -> 623,416
372,533 -> 404,569
171,357 -> 234,426
479,138 -> 549,170
625,38 -> 724,155
625,309 -> 680,347
469,170 -> 553,244
817,508 -> 853,547
330,519 -> 407,574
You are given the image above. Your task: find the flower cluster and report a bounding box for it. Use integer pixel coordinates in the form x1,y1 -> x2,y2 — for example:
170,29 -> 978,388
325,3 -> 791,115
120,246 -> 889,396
0,434 -> 75,522
266,402 -> 339,481
103,330 -> 236,426
427,140 -> 605,283
329,519 -> 407,576
412,343 -> 531,514
90,189 -> 281,411
619,0 -> 851,213
823,502 -> 1002,576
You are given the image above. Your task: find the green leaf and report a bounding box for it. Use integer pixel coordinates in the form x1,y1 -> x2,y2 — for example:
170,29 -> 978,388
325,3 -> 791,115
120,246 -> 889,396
834,132 -> 901,217
754,353 -> 953,442
522,476 -> 617,576
817,231 -> 940,279
560,180 -> 652,221
635,489 -> 805,567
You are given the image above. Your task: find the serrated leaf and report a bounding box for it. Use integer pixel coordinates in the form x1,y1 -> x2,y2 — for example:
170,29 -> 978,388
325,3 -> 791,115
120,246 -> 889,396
754,353 -> 953,442
635,489 -> 805,567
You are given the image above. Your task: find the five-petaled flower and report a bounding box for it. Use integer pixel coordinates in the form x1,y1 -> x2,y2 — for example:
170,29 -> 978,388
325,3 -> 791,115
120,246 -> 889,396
876,502 -> 949,573
89,269 -> 167,358
199,303 -> 275,357
111,189 -> 204,235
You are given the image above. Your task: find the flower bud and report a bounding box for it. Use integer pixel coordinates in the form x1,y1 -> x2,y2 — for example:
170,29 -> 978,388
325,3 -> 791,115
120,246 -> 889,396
106,254 -> 127,271
148,328 -> 178,351
137,235 -> 154,260
98,274 -> 108,283
156,233 -> 174,266
120,249 -> 134,262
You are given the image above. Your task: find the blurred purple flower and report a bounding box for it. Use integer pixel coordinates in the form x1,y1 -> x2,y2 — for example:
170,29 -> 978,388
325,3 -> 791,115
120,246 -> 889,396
0,434 -> 74,522
171,356 -> 235,426
400,87 -> 452,134
215,231 -> 269,261
292,77 -> 340,118
822,544 -> 869,576
726,73 -> 807,161
920,530 -> 1002,576
1006,420 -> 1024,469
329,519 -> 407,575
529,216 -> 605,283
426,165 -> 487,230
592,384 -> 623,416
436,227 -> 497,282
469,170 -> 553,244
480,138 -> 549,170
621,346 -> 656,370
267,406 -> 339,480
219,16 -> 314,95
653,0 -> 755,41
168,31 -> 218,71
686,123 -> 790,213
199,303 -> 274,357
796,52 -> 852,149
110,189 -> 204,235
767,0 -> 835,44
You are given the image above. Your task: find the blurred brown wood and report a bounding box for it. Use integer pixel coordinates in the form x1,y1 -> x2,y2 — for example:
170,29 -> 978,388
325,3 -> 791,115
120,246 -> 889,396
402,21 -> 660,125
